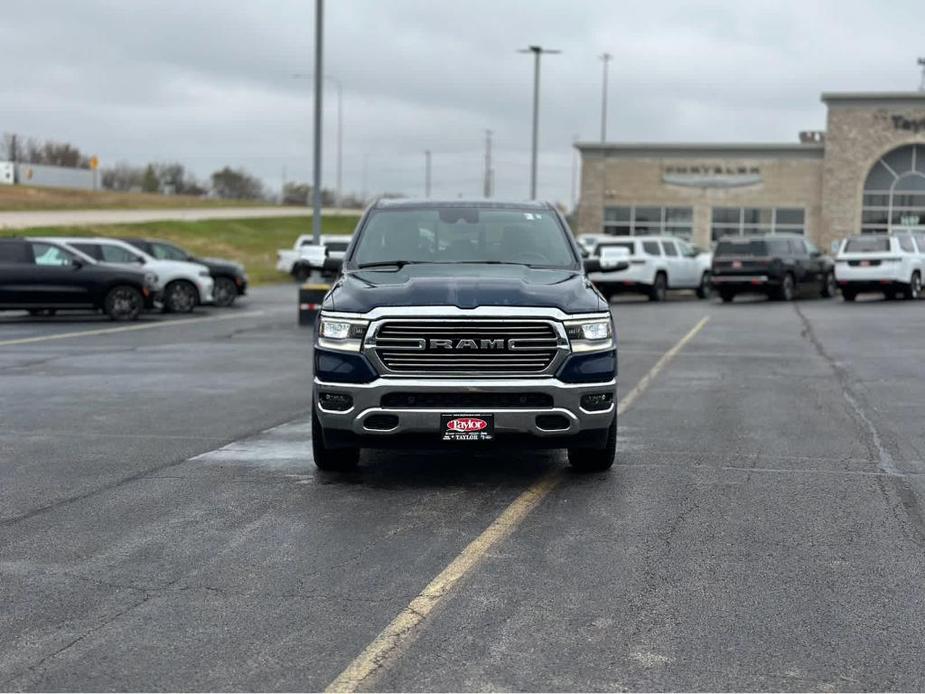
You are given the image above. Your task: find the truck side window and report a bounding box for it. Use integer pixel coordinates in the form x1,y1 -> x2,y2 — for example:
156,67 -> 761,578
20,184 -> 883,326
662,241 -> 678,257
642,241 -> 661,256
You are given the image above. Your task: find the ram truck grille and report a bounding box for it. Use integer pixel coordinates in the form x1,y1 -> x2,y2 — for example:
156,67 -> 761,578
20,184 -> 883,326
373,320 -> 560,375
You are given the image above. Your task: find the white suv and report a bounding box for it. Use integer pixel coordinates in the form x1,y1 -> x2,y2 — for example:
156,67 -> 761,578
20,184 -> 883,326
48,237 -> 215,313
587,235 -> 713,301
834,234 -> 923,301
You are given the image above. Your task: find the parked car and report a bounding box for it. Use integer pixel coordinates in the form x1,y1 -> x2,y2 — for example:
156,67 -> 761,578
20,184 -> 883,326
310,199 -> 629,472
834,234 -> 923,301
711,234 -> 836,303
277,234 -> 353,282
121,238 -> 247,307
0,238 -> 157,321
43,237 -> 214,314
586,235 -> 712,301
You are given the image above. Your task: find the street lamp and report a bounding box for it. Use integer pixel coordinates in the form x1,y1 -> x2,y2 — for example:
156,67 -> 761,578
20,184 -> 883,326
518,45 -> 561,200
311,0 -> 323,244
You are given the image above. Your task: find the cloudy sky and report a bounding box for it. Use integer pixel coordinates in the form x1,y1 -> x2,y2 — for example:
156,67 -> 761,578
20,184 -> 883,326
1,0 -> 923,205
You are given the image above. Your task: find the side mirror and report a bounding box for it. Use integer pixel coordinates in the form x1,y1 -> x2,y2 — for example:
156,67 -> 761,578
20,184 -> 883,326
583,257 -> 601,273
810,250 -> 822,259
71,258 -> 84,269
599,246 -> 631,271
830,240 -> 840,254
322,256 -> 343,274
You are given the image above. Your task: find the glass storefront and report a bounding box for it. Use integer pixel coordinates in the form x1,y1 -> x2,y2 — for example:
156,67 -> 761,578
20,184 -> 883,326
710,207 -> 805,240
861,144 -> 925,234
603,206 -> 693,239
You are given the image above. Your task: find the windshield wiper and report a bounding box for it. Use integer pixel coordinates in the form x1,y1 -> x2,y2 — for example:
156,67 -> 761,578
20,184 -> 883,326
445,260 -> 564,269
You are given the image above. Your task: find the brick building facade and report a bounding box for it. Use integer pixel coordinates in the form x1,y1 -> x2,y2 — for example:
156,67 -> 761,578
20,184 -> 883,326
575,92 -> 925,250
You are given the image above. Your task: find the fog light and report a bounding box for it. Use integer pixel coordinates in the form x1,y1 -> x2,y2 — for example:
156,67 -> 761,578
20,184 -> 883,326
319,392 -> 353,412
580,392 -> 613,412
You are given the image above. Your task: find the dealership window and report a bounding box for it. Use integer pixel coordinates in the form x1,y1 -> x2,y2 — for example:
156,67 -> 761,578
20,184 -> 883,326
710,207 -> 805,240
603,206 -> 693,239
861,144 -> 925,234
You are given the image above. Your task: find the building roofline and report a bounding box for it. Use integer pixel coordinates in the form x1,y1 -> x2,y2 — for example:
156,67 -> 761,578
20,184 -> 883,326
575,142 -> 825,159
821,91 -> 925,103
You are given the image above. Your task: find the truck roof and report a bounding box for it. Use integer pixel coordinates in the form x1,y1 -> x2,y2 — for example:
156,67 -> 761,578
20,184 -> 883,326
373,198 -> 552,211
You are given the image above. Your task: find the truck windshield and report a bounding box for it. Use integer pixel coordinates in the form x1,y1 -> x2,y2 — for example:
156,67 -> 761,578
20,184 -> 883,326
352,207 -> 577,268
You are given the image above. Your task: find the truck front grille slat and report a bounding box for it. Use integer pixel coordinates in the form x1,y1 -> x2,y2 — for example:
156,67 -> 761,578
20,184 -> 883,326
373,319 -> 561,375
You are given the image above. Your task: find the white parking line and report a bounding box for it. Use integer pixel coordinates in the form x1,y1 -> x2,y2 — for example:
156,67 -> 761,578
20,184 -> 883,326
0,310 -> 268,347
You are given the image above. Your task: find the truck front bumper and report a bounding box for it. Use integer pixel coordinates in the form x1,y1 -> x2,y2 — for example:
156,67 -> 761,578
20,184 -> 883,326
314,376 -> 617,443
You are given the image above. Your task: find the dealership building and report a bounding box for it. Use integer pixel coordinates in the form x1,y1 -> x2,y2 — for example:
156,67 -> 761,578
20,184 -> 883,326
575,91 -> 925,250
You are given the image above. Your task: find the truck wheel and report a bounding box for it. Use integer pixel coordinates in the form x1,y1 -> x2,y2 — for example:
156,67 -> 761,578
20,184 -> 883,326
821,271 -> 837,298
648,272 -> 667,302
774,273 -> 795,301
567,414 -> 616,472
842,289 -> 857,302
903,272 -> 922,300
719,288 -> 735,303
311,404 -> 359,471
163,280 -> 198,313
104,285 -> 143,321
293,264 -> 311,283
212,276 -> 238,307
695,272 -> 712,299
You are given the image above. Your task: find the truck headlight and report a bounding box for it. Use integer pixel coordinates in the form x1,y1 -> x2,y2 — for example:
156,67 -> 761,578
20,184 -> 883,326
564,317 -> 614,353
318,315 -> 368,352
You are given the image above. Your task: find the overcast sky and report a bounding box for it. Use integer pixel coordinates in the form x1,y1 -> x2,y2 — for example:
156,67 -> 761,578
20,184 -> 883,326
1,0 -> 923,204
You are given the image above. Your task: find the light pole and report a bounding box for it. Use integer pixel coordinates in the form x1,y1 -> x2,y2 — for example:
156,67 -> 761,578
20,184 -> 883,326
293,72 -> 343,212
518,45 -> 560,200
424,150 -> 432,197
918,57 -> 925,92
599,52 -> 612,142
311,0 -> 323,244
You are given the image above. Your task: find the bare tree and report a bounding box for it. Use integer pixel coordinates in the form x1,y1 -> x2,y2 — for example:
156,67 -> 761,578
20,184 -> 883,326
211,167 -> 264,200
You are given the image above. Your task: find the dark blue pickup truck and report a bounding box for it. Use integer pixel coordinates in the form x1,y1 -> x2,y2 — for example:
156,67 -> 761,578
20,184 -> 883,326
310,199 -> 625,472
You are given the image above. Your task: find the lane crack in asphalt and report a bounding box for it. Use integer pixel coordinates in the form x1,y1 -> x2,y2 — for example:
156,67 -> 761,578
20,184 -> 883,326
793,303 -> 925,547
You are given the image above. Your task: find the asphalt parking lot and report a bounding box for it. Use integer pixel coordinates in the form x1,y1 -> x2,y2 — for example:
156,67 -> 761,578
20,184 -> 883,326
1,286 -> 924,691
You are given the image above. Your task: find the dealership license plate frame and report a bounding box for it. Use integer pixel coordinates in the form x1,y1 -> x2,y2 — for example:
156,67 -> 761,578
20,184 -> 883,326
441,413 -> 495,441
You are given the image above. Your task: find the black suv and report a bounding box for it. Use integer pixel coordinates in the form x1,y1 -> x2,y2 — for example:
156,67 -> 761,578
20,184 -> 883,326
0,238 -> 157,320
711,234 -> 836,303
121,238 -> 248,307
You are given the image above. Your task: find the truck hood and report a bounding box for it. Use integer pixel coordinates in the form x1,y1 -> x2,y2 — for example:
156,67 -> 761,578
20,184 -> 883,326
324,263 -> 605,314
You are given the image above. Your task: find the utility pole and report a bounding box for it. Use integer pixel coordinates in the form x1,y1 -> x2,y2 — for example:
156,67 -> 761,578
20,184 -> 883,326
424,150 -> 432,197
311,0 -> 323,244
483,129 -> 493,198
518,45 -> 561,200
599,52 -> 612,141
919,57 -> 925,91
571,133 -> 579,211
361,153 -> 369,202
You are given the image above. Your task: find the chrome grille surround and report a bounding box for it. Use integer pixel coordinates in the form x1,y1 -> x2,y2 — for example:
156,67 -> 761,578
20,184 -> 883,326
364,317 -> 571,377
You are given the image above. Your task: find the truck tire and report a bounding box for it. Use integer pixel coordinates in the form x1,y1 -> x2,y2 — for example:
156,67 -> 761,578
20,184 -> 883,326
842,289 -> 857,302
163,280 -> 198,313
293,264 -> 311,283
774,273 -> 795,301
648,272 -> 667,302
567,414 -> 616,472
719,288 -> 736,303
903,272 -> 922,300
104,285 -> 143,321
311,404 -> 359,471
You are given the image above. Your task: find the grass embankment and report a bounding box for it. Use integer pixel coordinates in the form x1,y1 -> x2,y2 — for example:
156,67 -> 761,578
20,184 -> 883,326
2,215 -> 360,285
0,185 -> 271,211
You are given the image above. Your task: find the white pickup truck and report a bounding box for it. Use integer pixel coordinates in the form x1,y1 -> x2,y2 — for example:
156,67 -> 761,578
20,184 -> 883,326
277,234 -> 353,281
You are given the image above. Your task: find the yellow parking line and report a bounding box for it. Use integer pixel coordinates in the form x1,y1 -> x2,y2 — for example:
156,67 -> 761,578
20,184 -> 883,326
0,310 -> 267,347
324,314 -> 712,693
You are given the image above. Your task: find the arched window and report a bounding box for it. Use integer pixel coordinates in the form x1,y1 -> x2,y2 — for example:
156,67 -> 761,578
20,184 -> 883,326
862,144 -> 925,233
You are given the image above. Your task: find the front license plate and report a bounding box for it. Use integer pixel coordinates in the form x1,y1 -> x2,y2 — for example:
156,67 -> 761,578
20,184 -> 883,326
441,413 -> 494,441
859,260 -> 870,267
731,260 -> 743,269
